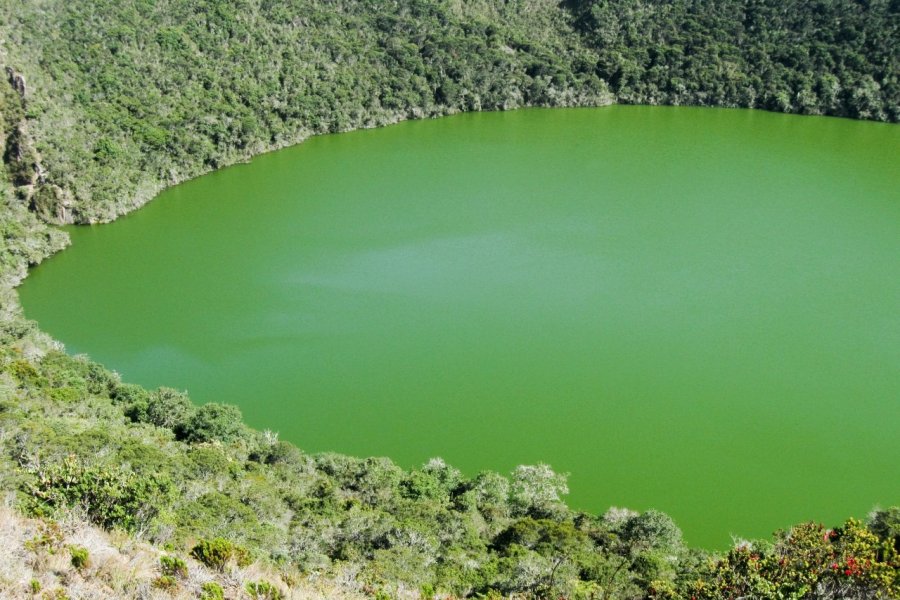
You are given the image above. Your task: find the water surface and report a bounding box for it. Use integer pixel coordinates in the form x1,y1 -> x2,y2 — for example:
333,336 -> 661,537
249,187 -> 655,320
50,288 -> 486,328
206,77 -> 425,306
20,106 -> 900,547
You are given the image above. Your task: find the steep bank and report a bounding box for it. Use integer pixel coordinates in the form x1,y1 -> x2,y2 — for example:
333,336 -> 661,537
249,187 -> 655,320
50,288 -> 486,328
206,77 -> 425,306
1,0 -> 896,226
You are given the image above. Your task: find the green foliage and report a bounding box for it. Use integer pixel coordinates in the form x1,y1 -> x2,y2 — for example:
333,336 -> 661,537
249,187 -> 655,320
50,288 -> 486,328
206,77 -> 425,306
179,402 -> 245,443
569,0 -> 898,121
200,582 -> 224,600
124,386 -> 193,431
21,455 -> 172,532
159,554 -> 188,579
869,507 -> 900,552
68,545 -> 89,570
246,580 -> 284,600
190,538 -> 251,571
621,509 -> 683,554
684,518 -> 900,599
151,575 -> 177,590
509,464 -> 569,519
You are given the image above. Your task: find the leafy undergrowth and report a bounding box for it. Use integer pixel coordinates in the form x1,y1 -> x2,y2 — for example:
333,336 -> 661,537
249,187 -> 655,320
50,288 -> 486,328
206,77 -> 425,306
0,307 -> 898,598
0,504 -> 365,600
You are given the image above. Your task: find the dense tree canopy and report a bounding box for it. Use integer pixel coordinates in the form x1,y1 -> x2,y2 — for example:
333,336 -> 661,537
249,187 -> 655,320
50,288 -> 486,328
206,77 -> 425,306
0,0 -> 896,225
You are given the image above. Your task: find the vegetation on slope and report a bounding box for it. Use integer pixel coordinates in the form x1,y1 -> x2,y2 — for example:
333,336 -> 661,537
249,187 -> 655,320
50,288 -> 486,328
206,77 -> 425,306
0,0 -> 898,597
570,0 -> 898,120
1,0 -> 897,224
1,310 -> 899,598
0,504 -> 360,599
1,0 -> 609,223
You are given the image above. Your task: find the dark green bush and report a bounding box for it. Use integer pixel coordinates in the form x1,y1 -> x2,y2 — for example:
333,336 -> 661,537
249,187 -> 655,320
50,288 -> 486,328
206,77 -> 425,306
190,538 -> 251,571
22,455 -> 172,532
246,580 -> 284,600
199,582 -> 224,600
179,403 -> 244,443
110,382 -> 150,407
160,554 -> 188,578
125,387 -> 194,431
869,507 -> 900,551
68,545 -> 89,570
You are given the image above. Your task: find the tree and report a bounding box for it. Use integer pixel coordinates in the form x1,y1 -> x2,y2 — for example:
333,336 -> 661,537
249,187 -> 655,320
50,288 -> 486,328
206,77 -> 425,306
509,464 -> 568,519
124,386 -> 194,431
179,402 -> 244,443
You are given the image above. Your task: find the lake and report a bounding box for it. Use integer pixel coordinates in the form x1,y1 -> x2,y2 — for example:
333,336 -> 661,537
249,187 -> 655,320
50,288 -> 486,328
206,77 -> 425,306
18,106 -> 900,547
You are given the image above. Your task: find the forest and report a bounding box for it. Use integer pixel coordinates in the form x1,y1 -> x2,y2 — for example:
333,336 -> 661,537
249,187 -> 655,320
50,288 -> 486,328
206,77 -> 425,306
1,0 -> 896,224
0,0 -> 898,597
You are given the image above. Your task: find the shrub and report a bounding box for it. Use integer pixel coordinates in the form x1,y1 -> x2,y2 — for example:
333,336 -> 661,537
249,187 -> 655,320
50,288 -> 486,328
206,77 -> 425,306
124,387 -> 194,431
179,403 -> 244,443
200,582 -> 224,600
246,580 -> 284,600
9,359 -> 44,387
869,507 -> 900,551
110,382 -> 150,407
174,492 -> 262,540
24,521 -> 63,554
509,464 -> 569,518
622,510 -> 684,553
160,554 -> 188,578
68,545 -> 89,570
190,538 -> 250,571
684,518 -> 900,599
22,455 -> 172,532
152,575 -> 177,590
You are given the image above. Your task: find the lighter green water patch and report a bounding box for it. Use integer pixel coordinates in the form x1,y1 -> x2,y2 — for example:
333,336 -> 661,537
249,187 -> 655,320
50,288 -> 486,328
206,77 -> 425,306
19,106 -> 900,547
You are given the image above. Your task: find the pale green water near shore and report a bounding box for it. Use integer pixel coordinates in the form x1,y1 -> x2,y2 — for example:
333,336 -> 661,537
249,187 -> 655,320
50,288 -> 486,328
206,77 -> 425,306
19,106 -> 900,547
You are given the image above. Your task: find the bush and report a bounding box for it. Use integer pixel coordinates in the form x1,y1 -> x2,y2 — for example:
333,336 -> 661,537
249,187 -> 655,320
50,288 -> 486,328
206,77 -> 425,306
685,518 -> 900,599
246,580 -> 284,600
110,382 -> 150,407
152,575 -> 177,590
22,455 -> 172,532
160,554 -> 188,578
68,545 -> 89,570
200,582 -> 224,600
179,403 -> 244,443
124,387 -> 193,431
869,507 -> 900,551
509,464 -> 568,518
622,510 -> 683,553
190,538 -> 250,571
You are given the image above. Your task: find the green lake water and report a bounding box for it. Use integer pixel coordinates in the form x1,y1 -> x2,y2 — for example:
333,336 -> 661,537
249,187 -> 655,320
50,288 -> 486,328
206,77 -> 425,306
18,106 -> 900,547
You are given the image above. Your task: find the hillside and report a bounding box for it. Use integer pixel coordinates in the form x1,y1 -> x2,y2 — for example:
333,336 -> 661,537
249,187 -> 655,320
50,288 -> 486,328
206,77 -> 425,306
1,0 -> 896,225
0,0 -> 898,597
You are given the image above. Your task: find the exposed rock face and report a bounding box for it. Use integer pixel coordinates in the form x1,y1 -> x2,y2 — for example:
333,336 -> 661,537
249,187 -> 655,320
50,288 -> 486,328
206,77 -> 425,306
5,66 -> 26,98
2,65 -> 71,224
29,184 -> 74,223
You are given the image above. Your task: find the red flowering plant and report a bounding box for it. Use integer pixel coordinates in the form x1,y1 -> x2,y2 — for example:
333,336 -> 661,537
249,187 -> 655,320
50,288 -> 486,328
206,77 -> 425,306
685,518 -> 898,600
